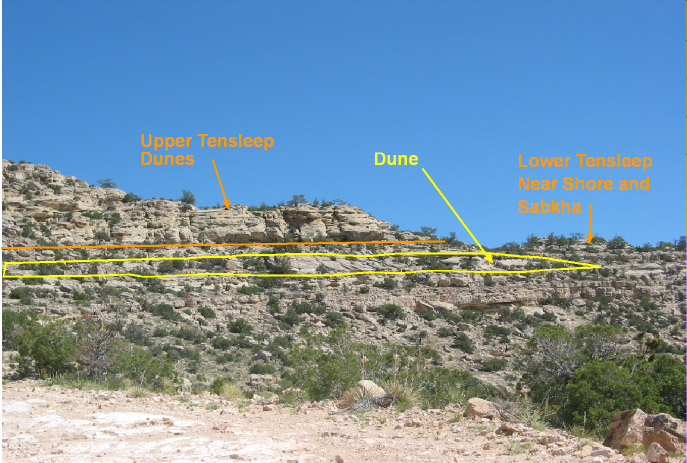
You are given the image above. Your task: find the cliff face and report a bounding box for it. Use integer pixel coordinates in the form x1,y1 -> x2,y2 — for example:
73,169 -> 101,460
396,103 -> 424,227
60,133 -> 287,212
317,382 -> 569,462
2,159 -> 684,392
1,159 -> 394,246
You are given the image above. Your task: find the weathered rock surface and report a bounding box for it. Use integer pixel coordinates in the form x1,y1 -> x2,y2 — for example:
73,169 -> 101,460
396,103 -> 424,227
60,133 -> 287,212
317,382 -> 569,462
464,397 -> 500,420
604,409 -> 686,453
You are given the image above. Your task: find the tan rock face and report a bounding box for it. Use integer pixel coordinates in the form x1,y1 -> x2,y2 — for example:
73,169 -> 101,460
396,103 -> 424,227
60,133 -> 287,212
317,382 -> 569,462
2,161 -> 392,246
463,397 -> 499,420
604,409 -> 686,453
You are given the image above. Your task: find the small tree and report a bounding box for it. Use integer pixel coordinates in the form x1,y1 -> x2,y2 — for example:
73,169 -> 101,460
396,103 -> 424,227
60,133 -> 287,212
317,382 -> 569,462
420,226 -> 437,238
607,235 -> 627,250
75,320 -> 116,378
288,194 -> 307,206
179,190 -> 196,206
97,178 -> 117,188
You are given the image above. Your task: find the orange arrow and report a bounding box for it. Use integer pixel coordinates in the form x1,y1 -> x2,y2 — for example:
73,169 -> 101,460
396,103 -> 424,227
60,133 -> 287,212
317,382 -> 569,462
586,203 -> 594,244
211,159 -> 231,211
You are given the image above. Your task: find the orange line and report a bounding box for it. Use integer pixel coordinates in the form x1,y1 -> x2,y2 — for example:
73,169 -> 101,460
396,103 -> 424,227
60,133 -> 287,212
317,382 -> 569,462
1,240 -> 446,250
212,159 -> 228,201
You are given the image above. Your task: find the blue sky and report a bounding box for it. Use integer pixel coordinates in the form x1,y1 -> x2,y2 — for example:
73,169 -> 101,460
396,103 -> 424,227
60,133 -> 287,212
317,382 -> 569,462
4,1 -> 684,247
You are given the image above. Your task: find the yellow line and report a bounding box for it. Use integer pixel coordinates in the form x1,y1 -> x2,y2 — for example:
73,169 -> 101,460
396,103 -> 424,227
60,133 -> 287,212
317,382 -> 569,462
3,251 -> 599,279
422,168 -> 493,263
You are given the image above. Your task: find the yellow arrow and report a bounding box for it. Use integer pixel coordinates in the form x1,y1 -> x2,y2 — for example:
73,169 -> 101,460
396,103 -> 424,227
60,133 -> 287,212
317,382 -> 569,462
422,168 -> 493,263
211,159 -> 231,211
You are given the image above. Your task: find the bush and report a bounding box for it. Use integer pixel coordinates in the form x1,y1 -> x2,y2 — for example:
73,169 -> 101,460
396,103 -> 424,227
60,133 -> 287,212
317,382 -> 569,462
284,328 -> 505,407
143,302 -> 181,321
453,333 -> 475,354
561,361 -> 642,433
97,178 -> 117,188
324,312 -> 345,328
279,308 -> 301,327
237,285 -> 261,295
179,190 -> 196,206
228,318 -> 252,334
416,307 -> 437,321
519,324 -> 685,436
110,342 -> 175,390
482,357 -> 508,372
8,287 -> 32,300
93,231 -> 110,242
212,336 -> 234,349
373,278 -> 398,290
437,327 -> 454,338
16,321 -> 76,377
291,300 -> 325,315
249,362 -> 275,374
377,304 -> 404,321
198,306 -> 216,319
158,260 -> 184,273
175,326 -> 205,342
2,309 -> 37,349
122,192 -> 141,203
484,324 -> 510,339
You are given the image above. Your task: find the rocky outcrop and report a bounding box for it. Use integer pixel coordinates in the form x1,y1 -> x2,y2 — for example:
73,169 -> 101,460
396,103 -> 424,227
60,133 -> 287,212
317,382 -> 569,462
463,397 -> 500,420
2,160 -> 392,246
646,442 -> 669,463
604,409 -> 686,453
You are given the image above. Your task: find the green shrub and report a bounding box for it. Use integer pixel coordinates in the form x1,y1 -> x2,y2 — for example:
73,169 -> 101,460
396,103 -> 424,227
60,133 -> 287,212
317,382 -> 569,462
198,306 -> 216,319
249,362 -> 275,374
324,312 -> 345,327
179,190 -> 196,205
484,324 -> 510,339
373,278 -> 398,290
482,357 -> 508,372
279,308 -> 301,328
437,327 -> 454,338
291,300 -> 325,315
9,287 -> 32,300
16,321 -> 76,377
284,328 -> 504,406
212,336 -> 234,349
111,342 -> 175,390
228,318 -> 252,334
2,309 -> 37,349
237,285 -> 261,295
561,361 -> 642,434
158,259 -> 185,273
143,302 -> 181,321
377,304 -> 404,321
175,326 -> 205,342
93,231 -> 110,241
122,192 -> 141,203
453,333 -> 475,354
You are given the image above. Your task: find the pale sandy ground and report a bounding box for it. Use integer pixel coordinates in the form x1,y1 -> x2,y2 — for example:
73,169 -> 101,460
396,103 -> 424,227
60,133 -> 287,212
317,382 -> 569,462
1,379 -> 670,463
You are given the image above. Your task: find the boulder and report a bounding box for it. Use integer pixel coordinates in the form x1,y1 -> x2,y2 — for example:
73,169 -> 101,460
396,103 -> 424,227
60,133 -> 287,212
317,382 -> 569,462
627,454 -> 648,463
604,409 -> 686,452
357,380 -> 386,399
646,442 -> 668,463
463,397 -> 499,420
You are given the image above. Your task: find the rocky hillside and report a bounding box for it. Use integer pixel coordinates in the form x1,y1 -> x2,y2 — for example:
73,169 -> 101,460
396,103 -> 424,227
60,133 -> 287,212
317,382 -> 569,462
2,160 -> 685,450
2,159 -> 396,245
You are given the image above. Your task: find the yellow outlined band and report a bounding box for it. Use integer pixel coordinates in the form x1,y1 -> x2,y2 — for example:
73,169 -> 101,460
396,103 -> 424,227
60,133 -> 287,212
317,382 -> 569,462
2,252 -> 600,279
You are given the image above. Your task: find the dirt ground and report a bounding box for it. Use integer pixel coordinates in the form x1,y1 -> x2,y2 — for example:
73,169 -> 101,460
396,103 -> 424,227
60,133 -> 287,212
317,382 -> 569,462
1,379 -> 655,463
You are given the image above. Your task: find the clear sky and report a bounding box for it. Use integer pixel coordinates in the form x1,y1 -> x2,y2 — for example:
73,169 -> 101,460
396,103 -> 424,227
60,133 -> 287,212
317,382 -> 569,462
4,1 -> 685,247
